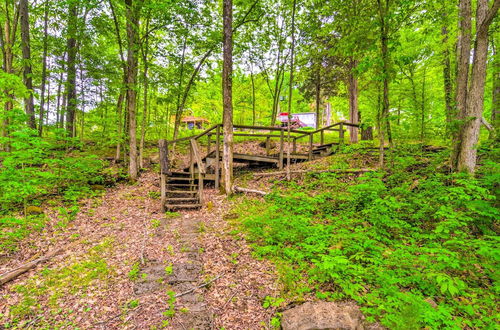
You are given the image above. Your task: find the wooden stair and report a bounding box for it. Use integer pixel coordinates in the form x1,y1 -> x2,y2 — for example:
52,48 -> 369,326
164,171 -> 202,211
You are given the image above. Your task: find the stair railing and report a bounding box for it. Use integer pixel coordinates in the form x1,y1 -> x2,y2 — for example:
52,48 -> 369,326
190,139 -> 206,204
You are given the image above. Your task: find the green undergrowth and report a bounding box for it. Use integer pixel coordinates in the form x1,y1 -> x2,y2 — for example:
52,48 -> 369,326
0,110 -> 126,254
1,237 -> 116,328
233,144 -> 499,329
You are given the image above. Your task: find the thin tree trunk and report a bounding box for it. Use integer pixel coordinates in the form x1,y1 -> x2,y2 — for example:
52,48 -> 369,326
491,35 -> 499,140
421,66 -> 426,142
19,0 -> 36,129
348,57 -> 359,143
315,64 -> 321,129
222,0 -> 234,194
109,0 -> 128,161
0,2 -> 19,152
139,15 -> 150,169
377,0 -> 390,167
250,68 -> 256,126
125,0 -> 142,180
442,24 -> 453,132
39,0 -> 49,136
65,0 -> 78,138
286,0 -> 297,181
456,0 -> 499,172
115,91 -> 124,160
451,0 -> 472,168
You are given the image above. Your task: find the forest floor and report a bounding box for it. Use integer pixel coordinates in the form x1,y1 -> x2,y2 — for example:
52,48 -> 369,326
0,170 -> 279,329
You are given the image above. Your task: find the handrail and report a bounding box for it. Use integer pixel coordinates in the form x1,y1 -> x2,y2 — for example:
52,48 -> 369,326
190,139 -> 206,174
163,121 -> 358,145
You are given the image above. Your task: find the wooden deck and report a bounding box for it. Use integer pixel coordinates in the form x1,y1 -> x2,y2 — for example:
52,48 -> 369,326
158,121 -> 359,208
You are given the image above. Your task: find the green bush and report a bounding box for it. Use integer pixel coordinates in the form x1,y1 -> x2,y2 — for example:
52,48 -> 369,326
236,148 -> 499,329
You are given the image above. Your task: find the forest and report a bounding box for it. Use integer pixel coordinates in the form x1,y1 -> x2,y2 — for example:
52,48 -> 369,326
0,0 -> 499,329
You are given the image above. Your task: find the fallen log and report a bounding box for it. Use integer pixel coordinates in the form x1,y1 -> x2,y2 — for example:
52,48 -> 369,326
233,186 -> 268,196
0,248 -> 62,286
253,168 -> 374,178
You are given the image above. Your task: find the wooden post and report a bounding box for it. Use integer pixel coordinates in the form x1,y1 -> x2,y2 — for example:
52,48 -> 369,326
207,134 -> 211,154
320,130 -> 324,145
279,129 -> 284,169
198,167 -> 202,202
339,123 -> 344,145
308,133 -> 313,160
215,124 -> 220,189
159,139 -> 169,212
189,141 -> 194,179
266,137 -> 271,155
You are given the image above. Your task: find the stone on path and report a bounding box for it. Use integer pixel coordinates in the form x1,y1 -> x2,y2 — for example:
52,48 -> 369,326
281,301 -> 367,330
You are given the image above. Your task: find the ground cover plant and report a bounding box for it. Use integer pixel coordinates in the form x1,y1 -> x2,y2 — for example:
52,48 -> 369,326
234,146 -> 499,329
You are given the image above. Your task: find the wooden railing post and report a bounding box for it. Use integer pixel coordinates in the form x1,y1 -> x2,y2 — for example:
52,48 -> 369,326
215,124 -> 220,189
266,137 -> 271,156
279,129 -> 284,170
159,139 -> 169,212
308,133 -> 313,160
207,133 -> 211,154
339,123 -> 344,145
189,141 -> 194,179
190,139 -> 205,205
320,130 -> 324,145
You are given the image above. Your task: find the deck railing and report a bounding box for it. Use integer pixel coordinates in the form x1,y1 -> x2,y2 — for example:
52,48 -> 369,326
159,121 -> 360,190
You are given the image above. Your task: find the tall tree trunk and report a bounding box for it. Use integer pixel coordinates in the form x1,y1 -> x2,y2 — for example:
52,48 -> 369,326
250,68 -> 256,126
19,0 -> 35,130
222,0 -> 234,194
348,57 -> 359,143
315,64 -> 321,129
491,35 -> 499,140
286,0 -> 297,181
65,0 -> 78,138
442,24 -> 453,132
377,0 -> 390,167
0,2 -> 19,151
38,0 -> 50,136
109,0 -> 127,161
421,66 -> 426,142
125,0 -> 142,180
115,91 -> 125,160
451,0 -> 472,168
139,19 -> 150,169
456,0 -> 499,172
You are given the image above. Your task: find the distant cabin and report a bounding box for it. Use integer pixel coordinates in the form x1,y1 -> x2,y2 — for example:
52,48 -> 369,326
277,112 -> 317,129
181,116 -> 209,130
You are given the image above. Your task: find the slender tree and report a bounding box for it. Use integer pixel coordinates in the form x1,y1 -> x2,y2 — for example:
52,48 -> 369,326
65,0 -> 79,137
19,0 -> 35,129
452,0 -> 499,172
38,0 -> 50,136
222,0 -> 234,194
125,0 -> 143,180
286,0 -> 297,181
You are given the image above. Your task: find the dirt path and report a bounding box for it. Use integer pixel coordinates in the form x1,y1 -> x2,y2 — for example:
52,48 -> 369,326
0,171 -> 277,329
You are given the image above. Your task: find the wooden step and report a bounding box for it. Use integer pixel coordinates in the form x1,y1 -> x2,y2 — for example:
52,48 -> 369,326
166,190 -> 198,194
166,183 -> 197,187
170,171 -> 191,176
166,203 -> 202,210
166,197 -> 199,202
167,177 -> 194,181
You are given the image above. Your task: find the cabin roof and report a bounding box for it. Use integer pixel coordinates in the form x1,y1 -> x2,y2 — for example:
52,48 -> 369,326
181,116 -> 209,123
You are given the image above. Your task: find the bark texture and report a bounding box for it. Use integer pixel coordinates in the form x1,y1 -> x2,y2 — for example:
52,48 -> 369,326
19,0 -> 36,129
125,0 -> 143,180
222,0 -> 234,194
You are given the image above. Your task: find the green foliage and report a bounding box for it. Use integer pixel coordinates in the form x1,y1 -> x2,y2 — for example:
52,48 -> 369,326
128,262 -> 140,281
236,148 -> 499,328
